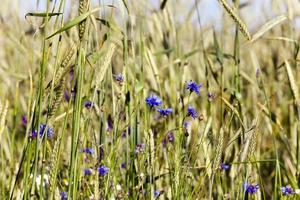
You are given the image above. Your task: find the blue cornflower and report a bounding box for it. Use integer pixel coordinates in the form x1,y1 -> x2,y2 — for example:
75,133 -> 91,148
157,108 -> 173,117
30,130 -> 38,138
121,162 -> 126,169
40,124 -> 54,138
84,168 -> 92,176
135,143 -> 145,154
84,100 -> 93,109
64,90 -> 70,102
183,121 -> 190,129
81,148 -> 94,155
186,80 -> 202,95
122,126 -> 131,138
167,132 -> 174,143
60,191 -> 68,200
243,183 -> 259,194
207,92 -> 215,102
154,190 -> 160,198
187,106 -> 198,119
162,138 -> 167,147
114,73 -> 124,82
145,95 -> 162,107
21,115 -> 27,125
98,165 -> 110,176
30,124 -> 54,139
281,185 -> 294,196
220,163 -> 230,171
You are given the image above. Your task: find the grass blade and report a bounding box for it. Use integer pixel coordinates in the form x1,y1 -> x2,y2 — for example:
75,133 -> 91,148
250,15 -> 287,43
46,7 -> 100,39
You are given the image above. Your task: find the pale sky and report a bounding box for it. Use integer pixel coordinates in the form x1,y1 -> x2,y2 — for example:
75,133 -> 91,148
2,0 -> 297,30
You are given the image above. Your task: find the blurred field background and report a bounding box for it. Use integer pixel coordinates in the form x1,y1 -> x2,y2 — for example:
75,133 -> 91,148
0,0 -> 300,199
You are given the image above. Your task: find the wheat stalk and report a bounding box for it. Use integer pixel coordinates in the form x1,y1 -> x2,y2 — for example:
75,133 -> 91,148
213,128 -> 224,171
218,0 -> 251,40
95,43 -> 116,89
0,101 -> 8,137
78,0 -> 89,40
285,60 -> 300,120
48,132 -> 63,196
48,79 -> 65,119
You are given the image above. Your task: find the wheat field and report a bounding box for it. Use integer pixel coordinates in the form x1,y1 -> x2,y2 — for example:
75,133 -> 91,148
0,0 -> 300,199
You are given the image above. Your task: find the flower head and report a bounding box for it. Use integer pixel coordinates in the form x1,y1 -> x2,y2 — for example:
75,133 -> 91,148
84,168 -> 92,176
121,162 -> 126,169
281,185 -> 294,196
40,124 -> 54,138
207,92 -> 215,102
220,163 -> 230,171
135,143 -> 145,154
81,148 -> 94,155
187,106 -> 198,119
98,165 -> 110,176
30,124 -> 54,139
167,132 -> 174,143
21,115 -> 28,126
157,108 -> 173,117
107,115 -> 113,132
114,73 -> 124,82
243,183 -> 259,194
145,95 -> 162,107
122,126 -> 131,138
154,190 -> 160,198
60,192 -> 68,200
84,100 -> 93,109
186,80 -> 202,95
162,132 -> 175,147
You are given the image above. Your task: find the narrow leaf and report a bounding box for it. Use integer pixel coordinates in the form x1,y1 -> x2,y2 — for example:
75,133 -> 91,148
250,15 -> 287,43
25,12 -> 63,19
46,8 -> 100,39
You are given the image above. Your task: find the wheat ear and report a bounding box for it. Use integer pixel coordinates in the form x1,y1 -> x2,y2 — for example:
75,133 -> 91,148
218,0 -> 251,40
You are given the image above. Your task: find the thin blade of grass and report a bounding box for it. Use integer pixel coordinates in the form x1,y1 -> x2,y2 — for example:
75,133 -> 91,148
250,15 -> 287,43
46,7 -> 100,39
25,12 -> 63,19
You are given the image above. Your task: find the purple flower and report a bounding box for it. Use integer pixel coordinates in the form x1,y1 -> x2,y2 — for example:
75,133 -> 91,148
154,190 -> 160,198
21,115 -> 28,125
64,90 -> 70,101
121,162 -> 126,169
40,124 -> 54,138
81,148 -> 94,155
84,101 -> 93,109
183,121 -> 190,129
98,165 -> 110,176
145,95 -> 162,107
114,73 -> 124,82
207,92 -> 215,102
186,80 -> 202,95
30,130 -> 38,138
167,132 -> 174,143
187,106 -> 198,119
162,138 -> 167,147
135,143 -> 145,154
157,108 -> 173,117
107,115 -> 113,132
84,168 -> 92,176
30,124 -> 54,139
243,183 -> 259,194
220,163 -> 230,171
60,192 -> 68,200
122,126 -> 131,138
281,185 -> 294,196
